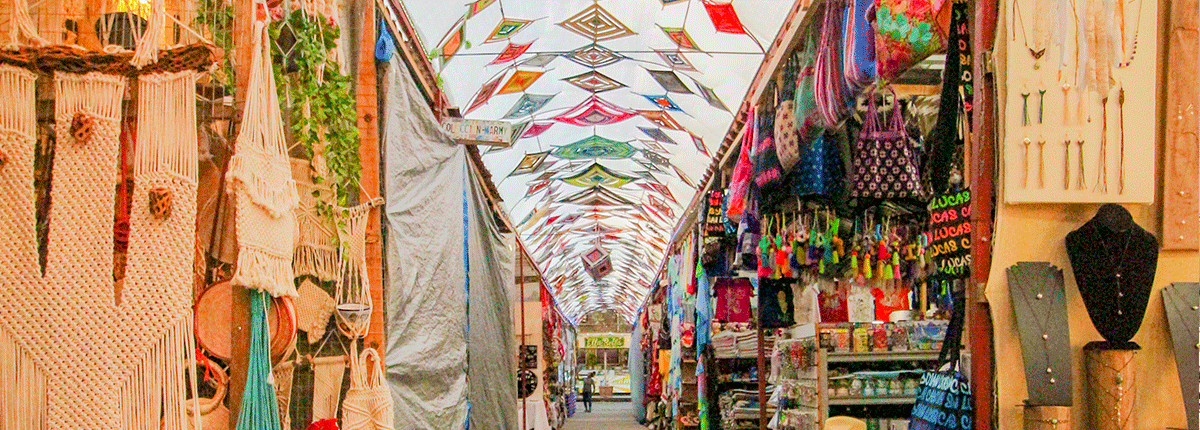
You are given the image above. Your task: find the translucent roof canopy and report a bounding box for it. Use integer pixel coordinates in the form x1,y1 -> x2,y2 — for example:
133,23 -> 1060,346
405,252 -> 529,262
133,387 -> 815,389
399,0 -> 795,325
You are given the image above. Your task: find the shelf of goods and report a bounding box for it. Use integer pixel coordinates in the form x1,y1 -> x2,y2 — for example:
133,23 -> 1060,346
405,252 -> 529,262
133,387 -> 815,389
827,351 -> 941,363
775,338 -> 824,430
712,330 -> 777,359
718,389 -> 778,430
828,396 -> 919,406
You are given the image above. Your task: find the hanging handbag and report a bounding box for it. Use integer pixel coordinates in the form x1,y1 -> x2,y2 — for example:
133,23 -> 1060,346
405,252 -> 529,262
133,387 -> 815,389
908,293 -> 971,430
343,347 -> 396,430
726,106 -> 757,222
791,132 -> 843,197
793,32 -> 822,144
875,0 -> 952,80
774,59 -> 801,172
842,0 -> 877,91
814,0 -> 850,128
850,86 -> 925,199
753,101 -> 784,190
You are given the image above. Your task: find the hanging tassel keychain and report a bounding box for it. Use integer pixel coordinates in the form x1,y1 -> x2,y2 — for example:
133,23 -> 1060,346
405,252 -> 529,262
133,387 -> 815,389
830,216 -> 843,264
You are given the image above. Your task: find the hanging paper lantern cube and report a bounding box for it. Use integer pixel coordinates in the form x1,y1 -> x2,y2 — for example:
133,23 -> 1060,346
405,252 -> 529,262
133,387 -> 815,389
660,26 -> 701,50
565,43 -> 625,68
489,42 -> 534,65
582,246 -> 613,280
558,4 -> 635,41
554,95 -> 638,126
646,69 -> 693,94
497,70 -> 545,94
486,18 -> 532,42
503,94 -> 555,119
656,50 -> 698,72
564,71 -> 625,93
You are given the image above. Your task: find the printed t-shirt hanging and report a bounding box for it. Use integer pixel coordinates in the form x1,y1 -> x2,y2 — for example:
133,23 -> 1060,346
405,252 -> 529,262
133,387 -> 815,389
872,285 -> 912,321
758,277 -> 797,329
819,281 -> 849,323
714,278 -> 752,322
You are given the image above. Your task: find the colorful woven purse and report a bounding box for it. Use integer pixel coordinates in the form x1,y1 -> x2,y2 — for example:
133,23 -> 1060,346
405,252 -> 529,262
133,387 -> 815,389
842,0 -> 877,91
874,0 -> 952,80
774,57 -> 801,172
793,33 -> 822,144
850,86 -> 925,199
814,0 -> 850,128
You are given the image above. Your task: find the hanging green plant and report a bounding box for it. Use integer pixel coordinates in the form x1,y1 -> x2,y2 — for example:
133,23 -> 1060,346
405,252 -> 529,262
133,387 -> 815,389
270,8 -> 362,214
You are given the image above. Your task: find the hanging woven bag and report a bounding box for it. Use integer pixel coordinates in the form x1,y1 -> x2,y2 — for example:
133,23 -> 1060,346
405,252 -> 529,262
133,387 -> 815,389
850,86 -> 924,199
842,0 -> 877,91
794,29 -> 822,145
342,346 -> 395,430
185,359 -> 230,430
773,58 -> 802,173
814,0 -> 851,128
874,0 -> 952,80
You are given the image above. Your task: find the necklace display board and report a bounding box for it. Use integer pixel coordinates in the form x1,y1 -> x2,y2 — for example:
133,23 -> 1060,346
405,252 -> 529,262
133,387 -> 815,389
1000,0 -> 1158,203
1065,204 -> 1158,348
1161,282 -> 1198,430
1006,262 -> 1072,406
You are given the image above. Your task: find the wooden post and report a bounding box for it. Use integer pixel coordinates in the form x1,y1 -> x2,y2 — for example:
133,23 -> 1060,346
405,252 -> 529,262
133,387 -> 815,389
757,327 -> 767,430
969,0 -> 999,429
1083,348 -> 1137,430
355,0 -> 385,352
227,0 -> 255,426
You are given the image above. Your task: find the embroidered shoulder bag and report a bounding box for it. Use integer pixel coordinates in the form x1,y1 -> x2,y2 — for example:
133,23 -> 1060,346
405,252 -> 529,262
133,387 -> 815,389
850,86 -> 924,199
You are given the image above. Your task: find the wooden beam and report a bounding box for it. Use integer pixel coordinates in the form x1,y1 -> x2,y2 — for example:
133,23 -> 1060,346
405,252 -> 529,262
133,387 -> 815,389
357,0 -> 386,351
969,0 -> 999,429
227,0 -> 255,426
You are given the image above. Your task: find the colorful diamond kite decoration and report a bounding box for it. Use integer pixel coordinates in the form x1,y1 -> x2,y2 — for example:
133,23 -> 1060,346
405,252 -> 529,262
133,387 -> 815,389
673,164 -> 697,189
644,194 -> 675,218
436,23 -> 468,63
702,0 -> 748,34
690,132 -> 709,155
552,135 -> 637,159
554,95 -> 638,126
640,93 -> 683,111
489,41 -> 533,65
637,110 -> 685,130
510,121 -> 531,142
512,151 -> 550,176
497,70 -> 544,94
638,127 -> 679,145
565,43 -> 625,68
646,69 -> 693,94
503,94 -> 555,119
693,78 -> 730,112
642,150 -> 671,168
522,122 -> 555,138
564,71 -> 625,93
465,73 -> 503,113
656,50 -> 697,72
558,4 -> 636,41
638,182 -> 677,203
638,139 -> 668,154
528,179 -> 552,195
562,163 -> 636,188
637,159 -> 664,173
520,53 -> 558,68
660,26 -> 700,50
486,18 -> 532,42
466,0 -> 497,18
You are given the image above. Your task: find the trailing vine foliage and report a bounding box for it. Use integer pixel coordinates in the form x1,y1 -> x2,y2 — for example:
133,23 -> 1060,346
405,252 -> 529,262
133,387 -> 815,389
270,9 -> 362,214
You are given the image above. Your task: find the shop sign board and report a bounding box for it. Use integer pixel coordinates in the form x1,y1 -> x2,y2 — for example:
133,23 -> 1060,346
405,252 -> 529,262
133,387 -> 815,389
579,333 -> 630,349
927,188 -> 971,278
441,118 -> 513,146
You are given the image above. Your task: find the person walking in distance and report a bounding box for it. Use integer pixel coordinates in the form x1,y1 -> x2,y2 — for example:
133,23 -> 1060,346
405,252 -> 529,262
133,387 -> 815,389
582,372 -> 596,412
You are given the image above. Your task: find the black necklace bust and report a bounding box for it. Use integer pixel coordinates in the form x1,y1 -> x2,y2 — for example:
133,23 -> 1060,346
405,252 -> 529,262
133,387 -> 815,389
1065,204 -> 1159,349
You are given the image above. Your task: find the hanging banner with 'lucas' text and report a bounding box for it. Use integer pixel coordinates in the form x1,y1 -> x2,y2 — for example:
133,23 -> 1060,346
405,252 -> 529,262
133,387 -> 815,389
926,188 -> 971,279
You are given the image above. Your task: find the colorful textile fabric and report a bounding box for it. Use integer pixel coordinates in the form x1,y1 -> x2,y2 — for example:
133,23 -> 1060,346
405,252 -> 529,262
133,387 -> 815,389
871,286 -> 911,321
819,282 -> 849,323
702,0 -> 747,34
554,95 -> 638,125
496,70 -> 544,94
713,278 -> 752,322
758,278 -> 796,329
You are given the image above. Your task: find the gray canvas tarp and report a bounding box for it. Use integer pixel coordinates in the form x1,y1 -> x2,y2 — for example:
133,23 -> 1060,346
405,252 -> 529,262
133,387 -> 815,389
381,56 -> 516,430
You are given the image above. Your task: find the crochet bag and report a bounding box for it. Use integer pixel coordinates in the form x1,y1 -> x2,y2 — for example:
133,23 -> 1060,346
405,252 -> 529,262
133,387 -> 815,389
725,107 -> 756,222
794,32 -> 822,144
774,59 -> 801,172
814,0 -> 850,128
851,87 -> 924,199
343,347 -> 395,430
791,132 -> 841,197
753,101 -> 784,190
842,0 -> 877,91
874,0 -> 952,80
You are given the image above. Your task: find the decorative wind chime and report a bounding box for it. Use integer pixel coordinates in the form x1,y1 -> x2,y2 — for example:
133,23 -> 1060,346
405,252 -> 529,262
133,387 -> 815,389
0,0 -> 212,427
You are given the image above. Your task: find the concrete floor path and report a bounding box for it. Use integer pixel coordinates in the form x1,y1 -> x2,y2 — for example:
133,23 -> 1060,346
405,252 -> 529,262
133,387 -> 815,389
562,401 -> 646,430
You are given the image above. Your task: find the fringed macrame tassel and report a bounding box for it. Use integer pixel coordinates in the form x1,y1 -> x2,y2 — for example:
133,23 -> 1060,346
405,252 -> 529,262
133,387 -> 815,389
233,244 -> 299,298
273,360 -> 296,430
136,71 -> 199,180
294,245 -> 340,281
236,291 -> 282,430
130,0 -> 165,67
7,0 -> 49,47
0,327 -> 46,429
119,315 -> 201,430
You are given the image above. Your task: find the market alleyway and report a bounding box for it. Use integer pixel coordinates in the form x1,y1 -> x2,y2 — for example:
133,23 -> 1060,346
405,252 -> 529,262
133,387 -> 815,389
563,401 -> 645,430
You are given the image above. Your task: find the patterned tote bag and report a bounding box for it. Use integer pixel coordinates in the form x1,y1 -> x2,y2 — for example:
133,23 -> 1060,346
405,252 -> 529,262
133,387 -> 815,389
875,0 -> 951,80
850,87 -> 924,199
774,57 -> 801,172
